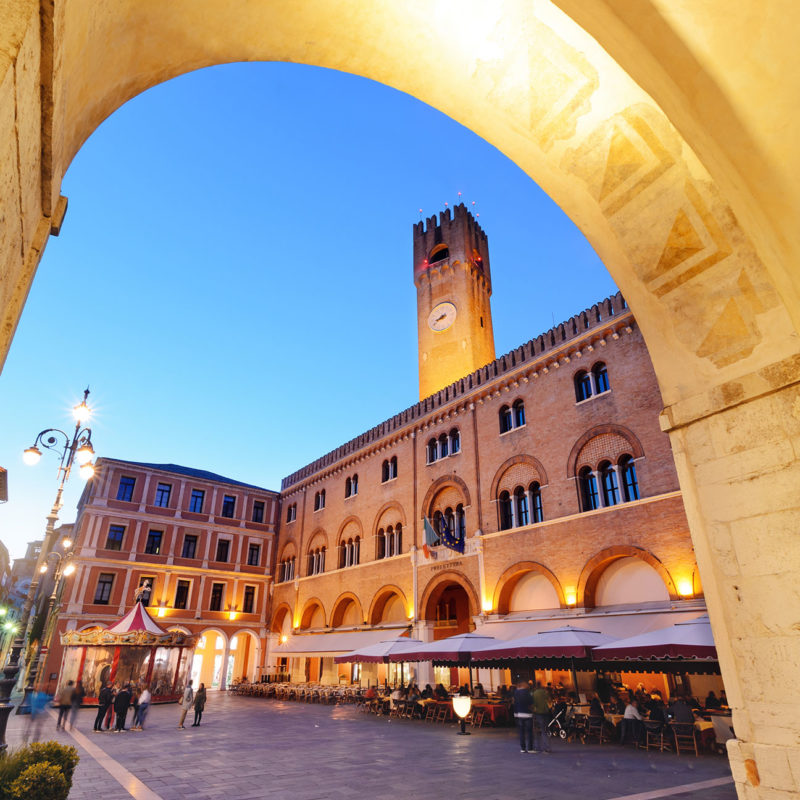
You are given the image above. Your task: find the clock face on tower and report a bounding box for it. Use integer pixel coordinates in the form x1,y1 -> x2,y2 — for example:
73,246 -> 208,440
428,301 -> 457,332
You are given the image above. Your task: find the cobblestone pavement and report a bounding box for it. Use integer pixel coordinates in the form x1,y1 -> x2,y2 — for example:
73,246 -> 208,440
4,692 -> 737,800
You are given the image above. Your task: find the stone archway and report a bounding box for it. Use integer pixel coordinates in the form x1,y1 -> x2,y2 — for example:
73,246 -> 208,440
1,4 -> 799,794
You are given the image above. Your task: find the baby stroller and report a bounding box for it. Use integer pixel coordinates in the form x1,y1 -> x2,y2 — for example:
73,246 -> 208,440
547,706 -> 569,739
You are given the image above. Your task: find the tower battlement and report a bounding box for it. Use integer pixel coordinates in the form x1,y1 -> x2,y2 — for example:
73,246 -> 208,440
413,203 -> 491,288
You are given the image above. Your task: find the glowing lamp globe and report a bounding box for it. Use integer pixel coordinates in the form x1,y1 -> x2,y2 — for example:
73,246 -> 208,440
63,563 -> 76,576
79,462 -> 95,480
75,444 -> 94,465
452,695 -> 472,736
23,446 -> 42,466
73,401 -> 91,424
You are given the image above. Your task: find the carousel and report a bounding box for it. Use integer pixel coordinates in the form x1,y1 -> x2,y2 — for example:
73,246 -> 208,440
58,598 -> 196,704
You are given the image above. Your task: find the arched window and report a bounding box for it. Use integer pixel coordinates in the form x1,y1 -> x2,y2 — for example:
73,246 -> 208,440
593,362 -> 610,394
352,474 -> 358,494
600,460 -> 620,506
395,523 -> 402,556
619,455 -> 639,501
575,370 -> 592,402
438,434 -> 449,458
389,456 -> 397,479
430,246 -> 449,264
432,511 -> 443,544
377,528 -> 386,560
354,536 -> 360,565
449,428 -> 460,454
499,491 -> 513,530
427,439 -> 438,463
579,467 -> 599,511
382,460 -> 389,482
499,404 -> 513,434
455,505 -> 466,540
444,507 -> 455,537
513,399 -> 526,428
314,490 -> 326,511
344,477 -> 352,498
286,503 -> 297,523
529,482 -> 543,523
514,486 -> 529,526
338,541 -> 346,569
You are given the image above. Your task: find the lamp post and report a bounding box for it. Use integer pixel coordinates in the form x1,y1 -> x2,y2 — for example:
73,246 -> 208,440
28,538 -> 76,695
0,388 -> 95,730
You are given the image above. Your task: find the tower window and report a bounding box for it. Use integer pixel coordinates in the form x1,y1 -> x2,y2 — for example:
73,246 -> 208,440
513,399 -> 526,428
593,362 -> 610,394
500,400 -> 525,434
575,370 -> 593,402
579,467 -> 599,512
499,405 -> 513,434
382,458 -> 397,483
314,490 -> 326,511
620,455 -> 639,501
529,482 -> 543,523
449,429 -> 460,454
429,245 -> 449,264
286,503 -> 297,523
600,460 -> 620,506
499,491 -> 513,530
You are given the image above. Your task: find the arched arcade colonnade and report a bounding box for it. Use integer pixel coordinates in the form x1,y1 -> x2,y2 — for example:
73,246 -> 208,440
1,3 -> 798,796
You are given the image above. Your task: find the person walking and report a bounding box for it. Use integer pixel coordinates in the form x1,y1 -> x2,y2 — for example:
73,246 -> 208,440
133,686 -> 151,730
512,678 -> 534,753
178,679 -> 193,729
95,682 -> 112,732
113,683 -> 132,732
531,681 -> 552,753
130,684 -> 140,728
104,684 -> 117,730
55,681 -> 74,731
68,680 -> 85,731
192,683 -> 207,727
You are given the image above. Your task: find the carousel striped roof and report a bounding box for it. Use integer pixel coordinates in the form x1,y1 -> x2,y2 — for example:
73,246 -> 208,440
105,602 -> 168,635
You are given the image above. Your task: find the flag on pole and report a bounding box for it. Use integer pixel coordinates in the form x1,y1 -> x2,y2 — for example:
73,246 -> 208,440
422,517 -> 438,560
439,514 -> 465,554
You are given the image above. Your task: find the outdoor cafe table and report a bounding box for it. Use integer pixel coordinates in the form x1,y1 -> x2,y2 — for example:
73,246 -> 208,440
471,701 -> 509,724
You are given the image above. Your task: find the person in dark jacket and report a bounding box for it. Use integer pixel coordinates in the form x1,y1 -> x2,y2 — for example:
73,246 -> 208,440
94,683 -> 112,732
113,683 -> 132,731
68,680 -> 85,731
512,678 -> 534,753
192,683 -> 207,726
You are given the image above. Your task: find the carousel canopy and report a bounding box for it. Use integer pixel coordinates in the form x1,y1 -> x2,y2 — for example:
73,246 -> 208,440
105,602 -> 168,635
591,614 -> 717,661
333,636 -> 423,664
60,602 -> 196,647
472,625 -> 618,661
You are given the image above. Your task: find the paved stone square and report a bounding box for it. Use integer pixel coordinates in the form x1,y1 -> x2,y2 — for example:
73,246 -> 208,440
5,693 -> 736,800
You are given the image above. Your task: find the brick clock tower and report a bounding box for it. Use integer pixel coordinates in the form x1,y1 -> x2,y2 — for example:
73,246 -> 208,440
414,204 -> 496,400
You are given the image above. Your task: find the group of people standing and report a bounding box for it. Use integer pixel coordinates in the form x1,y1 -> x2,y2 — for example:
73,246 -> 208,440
512,679 -> 553,754
178,679 -> 207,728
93,681 -> 152,732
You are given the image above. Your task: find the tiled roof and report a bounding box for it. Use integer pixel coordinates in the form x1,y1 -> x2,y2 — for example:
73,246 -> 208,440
106,459 -> 274,493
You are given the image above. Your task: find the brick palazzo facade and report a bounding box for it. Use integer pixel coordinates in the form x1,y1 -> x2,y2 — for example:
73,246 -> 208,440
49,206 -> 707,697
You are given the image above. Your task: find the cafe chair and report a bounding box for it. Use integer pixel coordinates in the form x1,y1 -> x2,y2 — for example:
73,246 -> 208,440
470,709 -> 486,729
585,716 -> 607,744
672,722 -> 699,756
435,705 -> 449,723
644,720 -> 671,752
424,704 -> 437,722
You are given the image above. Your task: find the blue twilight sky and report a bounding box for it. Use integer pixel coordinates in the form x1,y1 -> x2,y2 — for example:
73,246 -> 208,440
0,62 -> 617,560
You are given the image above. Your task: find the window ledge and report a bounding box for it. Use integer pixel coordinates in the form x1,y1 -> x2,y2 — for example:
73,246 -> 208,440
575,389 -> 612,406
499,424 -> 525,437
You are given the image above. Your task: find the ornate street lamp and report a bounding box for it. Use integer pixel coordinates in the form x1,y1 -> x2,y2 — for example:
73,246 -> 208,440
28,538 -> 76,695
0,388 -> 96,746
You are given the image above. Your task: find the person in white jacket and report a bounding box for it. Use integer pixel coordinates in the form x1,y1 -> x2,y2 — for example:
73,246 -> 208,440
178,680 -> 194,729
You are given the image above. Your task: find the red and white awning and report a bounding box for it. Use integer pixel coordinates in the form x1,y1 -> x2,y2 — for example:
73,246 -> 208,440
334,636 -> 423,664
473,625 -> 617,661
591,615 -> 717,661
105,601 -> 168,635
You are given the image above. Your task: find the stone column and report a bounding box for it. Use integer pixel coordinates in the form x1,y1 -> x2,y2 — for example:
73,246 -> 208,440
662,366 -> 800,799
413,620 -> 435,688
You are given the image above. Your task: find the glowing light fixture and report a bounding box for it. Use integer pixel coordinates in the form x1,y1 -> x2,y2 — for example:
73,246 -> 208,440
63,563 -> 76,577
157,605 -> 167,618
79,462 -> 95,480
75,443 -> 94,465
229,610 -> 238,621
280,634 -> 288,645
61,537 -> 73,550
23,446 -> 42,466
39,564 -> 48,574
452,695 -> 472,736
72,399 -> 91,424
481,599 -> 492,613
565,591 -> 577,606
677,579 -> 694,597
